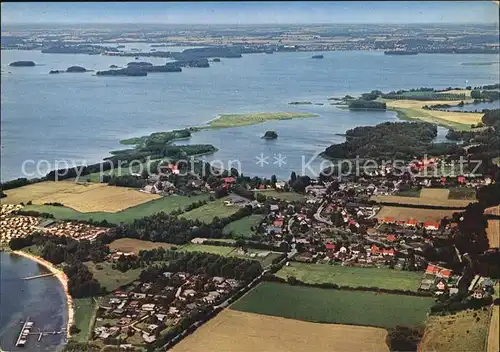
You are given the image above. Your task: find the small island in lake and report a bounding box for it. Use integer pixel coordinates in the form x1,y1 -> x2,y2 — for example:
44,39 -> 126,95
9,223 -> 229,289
311,54 -> 324,59
262,131 -> 278,139
289,101 -> 312,105
212,58 -> 221,62
9,61 -> 35,67
109,65 -> 119,68
49,70 -> 63,74
66,66 -> 87,73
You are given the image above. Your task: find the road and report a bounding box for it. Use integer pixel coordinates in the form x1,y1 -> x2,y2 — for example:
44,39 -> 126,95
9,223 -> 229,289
314,201 -> 333,225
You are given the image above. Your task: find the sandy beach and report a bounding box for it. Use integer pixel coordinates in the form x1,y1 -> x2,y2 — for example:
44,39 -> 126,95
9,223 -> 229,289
13,250 -> 74,339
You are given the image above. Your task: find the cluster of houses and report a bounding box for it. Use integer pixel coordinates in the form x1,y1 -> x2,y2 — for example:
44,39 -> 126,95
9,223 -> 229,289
93,272 -> 241,346
0,204 -> 111,244
41,220 -> 110,241
0,204 -> 39,244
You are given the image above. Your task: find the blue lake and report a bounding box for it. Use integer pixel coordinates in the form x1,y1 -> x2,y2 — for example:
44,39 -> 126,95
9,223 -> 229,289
1,47 -> 499,180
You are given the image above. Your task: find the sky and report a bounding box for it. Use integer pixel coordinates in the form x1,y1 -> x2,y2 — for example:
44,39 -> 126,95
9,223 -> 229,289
1,1 -> 499,25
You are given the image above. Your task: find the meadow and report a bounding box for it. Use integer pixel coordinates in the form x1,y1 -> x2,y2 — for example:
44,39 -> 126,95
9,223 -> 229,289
178,243 -> 237,256
84,261 -> 142,292
23,193 -> 211,224
276,263 -> 423,291
180,198 -> 240,223
254,190 -> 306,201
109,238 -> 176,254
71,297 -> 97,342
420,308 -> 491,352
202,112 -> 317,129
172,309 -> 389,352
222,214 -> 264,238
231,282 -> 433,329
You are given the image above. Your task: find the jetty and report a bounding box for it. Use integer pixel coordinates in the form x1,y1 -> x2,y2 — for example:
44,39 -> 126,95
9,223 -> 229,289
15,317 -> 33,347
23,273 -> 54,280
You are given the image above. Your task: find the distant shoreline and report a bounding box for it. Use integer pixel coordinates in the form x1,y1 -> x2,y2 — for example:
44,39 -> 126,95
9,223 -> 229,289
12,250 -> 74,339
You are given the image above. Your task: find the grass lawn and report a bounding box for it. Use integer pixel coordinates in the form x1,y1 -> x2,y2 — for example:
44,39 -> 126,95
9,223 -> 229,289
109,238 -> 176,254
254,190 -> 305,201
396,189 -> 421,198
276,263 -> 423,291
448,187 -> 477,200
23,194 -> 211,224
71,297 -> 97,342
223,214 -> 264,238
180,198 -> 240,223
178,243 -> 237,256
202,112 -> 317,129
231,282 -> 433,329
84,261 -> 142,292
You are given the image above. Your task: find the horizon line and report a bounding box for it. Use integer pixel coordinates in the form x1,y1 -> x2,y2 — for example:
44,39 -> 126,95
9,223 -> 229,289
3,21 -> 498,26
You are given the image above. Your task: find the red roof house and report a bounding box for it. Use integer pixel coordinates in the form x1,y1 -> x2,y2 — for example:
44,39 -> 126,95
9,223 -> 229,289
370,244 -> 380,255
223,177 -> 236,184
386,234 -> 397,242
424,221 -> 440,231
380,217 -> 395,224
406,219 -> 418,227
325,243 -> 336,250
258,184 -> 266,190
457,176 -> 466,184
382,248 -> 395,256
273,219 -> 284,227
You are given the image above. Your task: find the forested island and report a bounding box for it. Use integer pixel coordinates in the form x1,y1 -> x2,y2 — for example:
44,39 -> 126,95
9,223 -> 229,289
348,99 -> 387,110
321,121 -> 462,159
115,128 -> 217,160
262,131 -> 278,139
9,61 -> 35,67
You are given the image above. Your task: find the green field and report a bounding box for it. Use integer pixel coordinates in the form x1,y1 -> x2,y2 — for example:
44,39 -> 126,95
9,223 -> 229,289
231,282 -> 433,329
23,194 -> 211,224
202,112 -> 317,129
448,187 -> 477,200
254,190 -> 305,201
180,198 -> 240,223
396,189 -> 421,198
179,243 -> 237,256
85,261 -> 142,292
276,263 -> 423,291
72,297 -> 98,342
223,214 -> 264,238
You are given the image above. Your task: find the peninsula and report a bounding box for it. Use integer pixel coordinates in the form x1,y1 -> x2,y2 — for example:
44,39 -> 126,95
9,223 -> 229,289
201,112 -> 318,129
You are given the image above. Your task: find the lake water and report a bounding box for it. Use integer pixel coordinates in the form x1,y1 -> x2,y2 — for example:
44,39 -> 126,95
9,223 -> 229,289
0,252 -> 67,352
447,101 -> 500,112
1,47 -> 498,180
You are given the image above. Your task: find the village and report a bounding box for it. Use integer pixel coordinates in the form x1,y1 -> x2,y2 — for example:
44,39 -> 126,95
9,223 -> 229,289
1,155 -> 498,350
92,271 -> 242,346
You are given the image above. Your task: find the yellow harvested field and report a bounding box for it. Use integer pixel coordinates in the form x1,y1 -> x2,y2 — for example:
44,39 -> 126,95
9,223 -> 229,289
172,309 -> 389,352
376,206 -> 459,222
371,188 -> 472,208
420,308 -> 491,352
386,99 -> 483,126
438,89 -> 472,96
109,238 -> 174,254
485,206 -> 500,249
3,181 -> 159,213
487,306 -> 499,352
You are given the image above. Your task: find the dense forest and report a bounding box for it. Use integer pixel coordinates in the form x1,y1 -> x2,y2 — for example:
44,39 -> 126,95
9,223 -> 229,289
348,99 -> 387,110
321,121 -> 446,159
